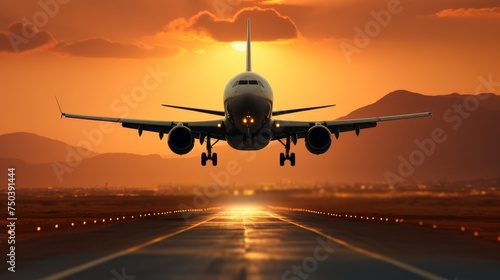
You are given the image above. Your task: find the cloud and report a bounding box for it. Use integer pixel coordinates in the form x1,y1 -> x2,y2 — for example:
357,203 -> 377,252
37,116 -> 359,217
0,22 -> 55,53
167,7 -> 299,42
436,7 -> 500,17
0,21 -> 185,59
52,38 -> 186,59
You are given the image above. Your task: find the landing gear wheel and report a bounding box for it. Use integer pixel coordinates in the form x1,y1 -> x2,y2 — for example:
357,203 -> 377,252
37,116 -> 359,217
201,152 -> 208,166
278,135 -> 297,166
201,135 -> 220,166
212,153 -> 218,166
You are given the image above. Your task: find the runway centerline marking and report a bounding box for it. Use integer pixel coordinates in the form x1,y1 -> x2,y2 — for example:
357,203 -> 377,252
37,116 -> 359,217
40,212 -> 225,280
263,210 -> 445,280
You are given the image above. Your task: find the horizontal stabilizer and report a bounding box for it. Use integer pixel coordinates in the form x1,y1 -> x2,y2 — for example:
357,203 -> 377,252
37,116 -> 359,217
162,104 -> 225,116
272,104 -> 335,116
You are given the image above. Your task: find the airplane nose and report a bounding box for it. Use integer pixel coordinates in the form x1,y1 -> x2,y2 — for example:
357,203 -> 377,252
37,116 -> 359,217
241,94 -> 255,105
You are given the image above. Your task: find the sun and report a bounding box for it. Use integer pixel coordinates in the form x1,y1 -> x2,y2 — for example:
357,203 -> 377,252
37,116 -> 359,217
231,41 -> 247,52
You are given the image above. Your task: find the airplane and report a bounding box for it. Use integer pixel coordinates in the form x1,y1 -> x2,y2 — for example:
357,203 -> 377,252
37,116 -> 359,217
56,19 -> 431,167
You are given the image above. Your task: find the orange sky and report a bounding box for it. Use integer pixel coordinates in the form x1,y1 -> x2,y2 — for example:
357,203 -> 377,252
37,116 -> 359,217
1,0 -> 499,156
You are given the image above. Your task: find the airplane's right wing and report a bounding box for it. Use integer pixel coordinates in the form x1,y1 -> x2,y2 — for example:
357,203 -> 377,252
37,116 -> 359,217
56,98 -> 225,140
60,111 -> 225,140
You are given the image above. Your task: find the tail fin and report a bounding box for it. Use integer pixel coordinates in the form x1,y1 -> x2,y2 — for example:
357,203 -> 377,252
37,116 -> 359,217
246,19 -> 251,72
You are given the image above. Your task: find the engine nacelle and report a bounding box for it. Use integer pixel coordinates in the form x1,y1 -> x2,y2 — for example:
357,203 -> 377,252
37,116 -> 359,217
167,125 -> 194,155
305,125 -> 332,154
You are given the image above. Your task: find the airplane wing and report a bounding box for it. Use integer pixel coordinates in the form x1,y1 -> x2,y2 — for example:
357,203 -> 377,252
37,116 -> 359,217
56,99 -> 225,140
271,112 -> 432,140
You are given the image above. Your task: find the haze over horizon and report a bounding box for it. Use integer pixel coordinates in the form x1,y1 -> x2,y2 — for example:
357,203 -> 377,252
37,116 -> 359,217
2,91 -> 498,187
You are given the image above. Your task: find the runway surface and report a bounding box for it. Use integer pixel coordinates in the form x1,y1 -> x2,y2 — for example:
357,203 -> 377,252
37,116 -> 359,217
2,207 -> 499,279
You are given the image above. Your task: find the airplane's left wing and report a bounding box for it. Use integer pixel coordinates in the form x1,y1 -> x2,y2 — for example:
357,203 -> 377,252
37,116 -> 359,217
271,112 -> 432,140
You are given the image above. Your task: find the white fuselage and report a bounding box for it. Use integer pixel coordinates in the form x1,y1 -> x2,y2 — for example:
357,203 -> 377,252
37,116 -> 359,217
223,72 -> 274,150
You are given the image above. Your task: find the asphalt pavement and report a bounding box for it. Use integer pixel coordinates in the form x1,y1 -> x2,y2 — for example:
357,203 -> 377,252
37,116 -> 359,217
1,207 -> 499,279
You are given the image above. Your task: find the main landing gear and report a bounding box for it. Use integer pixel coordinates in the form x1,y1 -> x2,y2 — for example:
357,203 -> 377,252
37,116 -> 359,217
201,135 -> 219,166
278,135 -> 296,166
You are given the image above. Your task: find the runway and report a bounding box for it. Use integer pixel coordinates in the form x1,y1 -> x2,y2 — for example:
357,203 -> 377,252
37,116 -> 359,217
3,207 -> 499,279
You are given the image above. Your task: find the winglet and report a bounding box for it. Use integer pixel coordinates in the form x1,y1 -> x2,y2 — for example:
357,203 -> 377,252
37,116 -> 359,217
55,96 -> 65,118
246,18 -> 251,72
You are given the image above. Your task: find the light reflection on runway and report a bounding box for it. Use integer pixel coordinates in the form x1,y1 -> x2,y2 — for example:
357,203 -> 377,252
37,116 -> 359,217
4,207 -> 500,280
41,207 -> 435,280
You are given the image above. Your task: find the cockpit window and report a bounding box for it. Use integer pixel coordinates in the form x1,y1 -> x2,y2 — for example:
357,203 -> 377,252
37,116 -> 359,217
232,80 -> 265,88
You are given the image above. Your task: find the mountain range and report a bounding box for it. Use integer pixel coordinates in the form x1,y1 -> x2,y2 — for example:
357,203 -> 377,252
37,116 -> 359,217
1,90 -> 499,188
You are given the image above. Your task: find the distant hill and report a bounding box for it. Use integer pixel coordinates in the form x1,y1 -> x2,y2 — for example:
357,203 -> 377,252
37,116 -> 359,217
1,91 -> 498,187
0,132 -> 97,164
310,91 -> 500,183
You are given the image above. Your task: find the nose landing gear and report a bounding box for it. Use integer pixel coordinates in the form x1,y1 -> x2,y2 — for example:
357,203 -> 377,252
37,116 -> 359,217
278,134 -> 297,166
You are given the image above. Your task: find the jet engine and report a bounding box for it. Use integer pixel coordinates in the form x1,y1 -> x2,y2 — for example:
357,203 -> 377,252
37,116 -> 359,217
305,124 -> 331,154
167,125 -> 194,155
